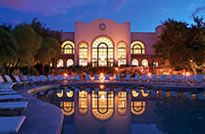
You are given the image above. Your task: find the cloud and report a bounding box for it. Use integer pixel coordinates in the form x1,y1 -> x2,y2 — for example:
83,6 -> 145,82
0,0 -> 95,16
192,6 -> 205,16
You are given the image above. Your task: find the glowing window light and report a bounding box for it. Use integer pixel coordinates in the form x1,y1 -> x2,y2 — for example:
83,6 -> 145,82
61,41 -> 75,54
92,91 -> 114,120
141,90 -> 149,97
148,72 -> 152,77
100,85 -> 104,90
131,41 -> 145,54
132,59 -> 138,66
60,101 -> 74,116
66,90 -> 74,98
79,43 -> 88,66
67,59 -> 73,67
118,91 -> 127,115
185,72 -> 190,76
142,59 -> 148,67
131,101 -> 146,115
57,90 -> 63,97
132,90 -> 139,97
118,42 -> 127,66
57,59 -> 64,68
79,91 -> 88,114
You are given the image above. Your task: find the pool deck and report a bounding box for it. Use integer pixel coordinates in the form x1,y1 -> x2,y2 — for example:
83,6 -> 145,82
15,84 -> 64,134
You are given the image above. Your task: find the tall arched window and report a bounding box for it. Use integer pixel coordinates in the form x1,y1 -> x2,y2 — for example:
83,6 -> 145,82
67,59 -> 73,67
131,41 -> 145,54
132,59 -> 138,66
57,59 -> 64,68
142,59 -> 148,66
131,101 -> 146,115
118,42 -> 126,66
92,91 -> 114,120
79,91 -> 88,115
79,43 -> 88,66
61,41 -> 75,54
118,91 -> 127,115
92,37 -> 113,67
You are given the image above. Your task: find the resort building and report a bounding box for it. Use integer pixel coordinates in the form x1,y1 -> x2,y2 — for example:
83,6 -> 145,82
57,19 -> 163,68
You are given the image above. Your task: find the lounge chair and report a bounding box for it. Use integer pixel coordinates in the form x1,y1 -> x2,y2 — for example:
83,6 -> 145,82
29,75 -> 39,83
0,88 -> 14,92
193,75 -> 204,83
184,92 -> 192,98
0,116 -> 26,134
115,74 -> 120,80
47,90 -> 54,95
14,75 -> 29,87
0,101 -> 28,116
39,75 -> 48,82
85,75 -> 91,81
48,75 -> 55,81
0,91 -> 17,95
150,74 -> 158,81
125,74 -> 131,80
94,75 -> 99,81
170,91 -> 177,97
150,90 -> 157,96
160,90 -> 166,96
4,75 -> 17,86
55,75 -> 64,81
169,75 -> 178,82
0,95 -> 24,101
105,74 -> 110,80
159,75 -> 169,82
197,92 -> 205,100
177,75 -> 183,82
141,75 -> 149,81
38,91 -> 45,96
74,75 -> 81,81
66,75 -> 72,81
134,74 -> 140,81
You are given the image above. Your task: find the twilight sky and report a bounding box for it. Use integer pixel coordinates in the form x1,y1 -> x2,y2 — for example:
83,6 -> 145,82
0,0 -> 205,32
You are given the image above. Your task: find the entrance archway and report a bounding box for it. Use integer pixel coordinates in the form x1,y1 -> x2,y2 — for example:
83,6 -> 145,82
92,37 -> 114,67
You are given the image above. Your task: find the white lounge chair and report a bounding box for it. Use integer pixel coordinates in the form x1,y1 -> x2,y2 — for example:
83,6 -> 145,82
94,75 -> 99,81
0,88 -> 14,92
193,75 -> 204,83
105,74 -> 110,80
29,75 -> 39,83
0,91 -> 17,95
85,75 -> 91,81
125,74 -> 131,80
169,75 -> 178,82
134,74 -> 140,80
0,116 -> 26,134
66,75 -> 72,81
55,75 -> 64,81
141,75 -> 149,81
115,74 -> 120,80
150,74 -> 158,81
4,75 -> 17,86
0,95 -> 24,101
177,75 -> 183,82
13,75 -> 24,85
39,75 -> 47,82
160,75 -> 169,81
0,101 -> 28,115
48,75 -> 55,81
74,75 -> 81,81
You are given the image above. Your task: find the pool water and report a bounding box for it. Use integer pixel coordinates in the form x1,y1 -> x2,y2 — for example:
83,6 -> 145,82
36,85 -> 205,134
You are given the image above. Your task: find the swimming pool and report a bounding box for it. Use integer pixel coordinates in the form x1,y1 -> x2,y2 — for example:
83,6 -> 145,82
36,84 -> 205,134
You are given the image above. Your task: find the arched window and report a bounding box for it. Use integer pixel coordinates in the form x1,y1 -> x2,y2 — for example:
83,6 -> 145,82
60,101 -> 75,116
67,59 -> 73,67
142,59 -> 148,66
57,59 -> 64,68
118,42 -> 127,66
132,90 -> 139,97
92,91 -> 114,120
118,91 -> 127,115
79,43 -> 88,66
131,101 -> 146,115
92,37 -> 113,67
79,91 -> 88,115
141,90 -> 149,97
132,59 -> 138,66
61,41 -> 75,54
131,41 -> 145,54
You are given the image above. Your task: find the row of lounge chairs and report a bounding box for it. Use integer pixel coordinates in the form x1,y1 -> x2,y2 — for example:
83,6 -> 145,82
0,87 -> 28,133
0,74 -> 204,88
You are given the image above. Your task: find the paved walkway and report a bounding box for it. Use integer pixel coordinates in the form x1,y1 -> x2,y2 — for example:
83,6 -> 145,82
16,85 -> 64,134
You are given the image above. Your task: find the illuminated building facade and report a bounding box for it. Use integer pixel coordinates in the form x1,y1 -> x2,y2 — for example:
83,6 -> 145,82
57,19 -> 163,67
